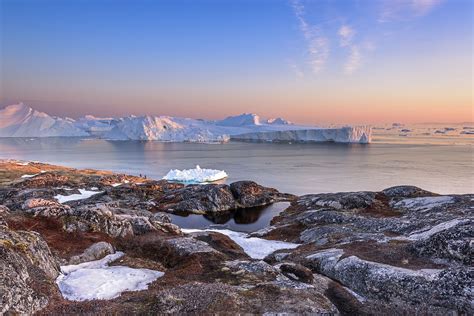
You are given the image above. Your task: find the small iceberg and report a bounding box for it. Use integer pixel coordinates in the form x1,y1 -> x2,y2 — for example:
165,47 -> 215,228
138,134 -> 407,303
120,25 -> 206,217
56,252 -> 164,301
163,165 -> 228,183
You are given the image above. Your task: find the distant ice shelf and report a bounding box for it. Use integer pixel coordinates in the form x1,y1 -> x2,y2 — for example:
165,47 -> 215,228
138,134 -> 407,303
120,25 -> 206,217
231,126 -> 372,144
163,165 -> 228,183
0,103 -> 373,143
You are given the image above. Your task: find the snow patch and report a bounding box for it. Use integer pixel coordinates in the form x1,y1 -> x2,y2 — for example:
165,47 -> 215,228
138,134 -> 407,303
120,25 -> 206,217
55,189 -> 103,203
56,252 -> 164,301
21,174 -> 37,178
183,228 -> 299,259
163,165 -> 228,183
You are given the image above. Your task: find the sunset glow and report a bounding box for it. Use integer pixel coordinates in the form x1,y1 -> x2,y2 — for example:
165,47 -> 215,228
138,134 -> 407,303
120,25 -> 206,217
1,0 -> 472,124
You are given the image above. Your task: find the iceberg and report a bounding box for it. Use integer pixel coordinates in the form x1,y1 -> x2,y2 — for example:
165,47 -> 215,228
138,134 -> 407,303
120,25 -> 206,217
0,103 -> 88,137
56,252 -> 164,301
0,103 -> 373,143
231,126 -> 372,144
163,165 -> 228,183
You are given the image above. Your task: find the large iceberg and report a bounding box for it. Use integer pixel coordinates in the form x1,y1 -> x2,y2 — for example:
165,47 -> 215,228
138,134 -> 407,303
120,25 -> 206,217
231,126 -> 372,144
0,103 -> 372,143
0,103 -> 87,137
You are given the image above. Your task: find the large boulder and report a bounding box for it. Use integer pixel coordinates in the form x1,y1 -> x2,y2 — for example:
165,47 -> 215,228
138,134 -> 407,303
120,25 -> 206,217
68,241 -> 115,264
22,198 -> 71,218
155,181 -> 292,214
155,184 -> 238,214
230,181 -> 291,208
63,205 -> 133,238
305,248 -> 473,314
0,225 -> 60,314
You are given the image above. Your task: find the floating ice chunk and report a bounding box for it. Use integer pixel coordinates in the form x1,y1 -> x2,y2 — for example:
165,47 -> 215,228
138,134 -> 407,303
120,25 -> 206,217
163,165 -> 228,183
393,196 -> 454,211
55,189 -> 103,203
56,252 -> 164,301
182,228 -> 299,259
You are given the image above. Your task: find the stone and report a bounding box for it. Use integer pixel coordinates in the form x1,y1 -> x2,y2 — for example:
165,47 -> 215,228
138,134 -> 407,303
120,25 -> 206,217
68,241 -> 115,264
0,225 -> 60,314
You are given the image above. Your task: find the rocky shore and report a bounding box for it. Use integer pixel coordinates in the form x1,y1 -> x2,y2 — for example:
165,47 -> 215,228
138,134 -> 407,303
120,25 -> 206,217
0,160 -> 472,315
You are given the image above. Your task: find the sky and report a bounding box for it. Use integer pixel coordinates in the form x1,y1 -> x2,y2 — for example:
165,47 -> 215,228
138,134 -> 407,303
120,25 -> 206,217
0,0 -> 472,124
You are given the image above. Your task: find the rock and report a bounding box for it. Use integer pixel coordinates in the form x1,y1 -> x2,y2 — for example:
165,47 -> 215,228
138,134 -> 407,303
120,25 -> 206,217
22,198 -> 71,217
63,205 -> 133,238
382,185 -> 435,199
0,225 -> 60,314
189,231 -> 248,259
0,205 -> 9,226
279,262 -> 314,284
68,241 -> 115,264
116,215 -> 157,235
297,191 -> 376,210
15,173 -> 70,189
155,181 -> 293,214
305,248 -> 473,314
151,211 -> 172,223
229,181 -> 290,208
155,184 -> 238,214
165,237 -> 219,257
409,219 -> 473,264
224,260 -> 280,282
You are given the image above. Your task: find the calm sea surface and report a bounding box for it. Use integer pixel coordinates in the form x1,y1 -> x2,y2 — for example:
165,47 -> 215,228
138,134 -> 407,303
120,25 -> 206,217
0,135 -> 472,195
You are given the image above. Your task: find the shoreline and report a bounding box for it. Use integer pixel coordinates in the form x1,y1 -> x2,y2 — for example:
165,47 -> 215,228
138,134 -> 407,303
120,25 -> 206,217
0,160 -> 472,314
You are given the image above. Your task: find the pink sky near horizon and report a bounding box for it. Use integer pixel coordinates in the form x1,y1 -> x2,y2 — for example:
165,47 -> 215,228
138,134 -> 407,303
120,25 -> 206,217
1,0 -> 472,125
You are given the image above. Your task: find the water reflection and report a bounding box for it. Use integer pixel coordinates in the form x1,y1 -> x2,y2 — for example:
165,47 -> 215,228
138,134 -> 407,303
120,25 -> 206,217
168,202 -> 290,233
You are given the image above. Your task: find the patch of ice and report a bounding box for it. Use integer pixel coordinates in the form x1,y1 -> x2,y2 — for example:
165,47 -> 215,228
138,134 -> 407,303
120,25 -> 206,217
407,219 -> 469,240
56,252 -> 164,301
55,189 -> 103,203
393,196 -> 454,211
182,228 -> 299,259
163,165 -> 228,183
16,161 -> 30,166
21,174 -> 37,178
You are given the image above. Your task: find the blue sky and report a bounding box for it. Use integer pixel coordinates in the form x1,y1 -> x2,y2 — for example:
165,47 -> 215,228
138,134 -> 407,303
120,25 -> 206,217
1,0 -> 472,123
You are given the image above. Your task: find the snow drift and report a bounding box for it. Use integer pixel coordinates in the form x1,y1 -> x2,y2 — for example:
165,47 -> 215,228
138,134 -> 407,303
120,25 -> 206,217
56,252 -> 164,301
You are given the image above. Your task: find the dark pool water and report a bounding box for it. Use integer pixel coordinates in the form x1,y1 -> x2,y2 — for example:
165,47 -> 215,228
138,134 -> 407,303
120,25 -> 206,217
168,202 -> 290,233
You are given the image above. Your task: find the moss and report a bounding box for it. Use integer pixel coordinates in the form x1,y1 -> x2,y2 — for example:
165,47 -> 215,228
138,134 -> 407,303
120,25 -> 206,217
0,239 -> 14,248
15,242 -> 30,252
